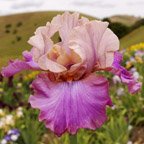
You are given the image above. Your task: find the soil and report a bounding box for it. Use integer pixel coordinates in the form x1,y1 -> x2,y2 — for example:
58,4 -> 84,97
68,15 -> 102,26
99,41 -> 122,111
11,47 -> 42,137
131,127 -> 144,144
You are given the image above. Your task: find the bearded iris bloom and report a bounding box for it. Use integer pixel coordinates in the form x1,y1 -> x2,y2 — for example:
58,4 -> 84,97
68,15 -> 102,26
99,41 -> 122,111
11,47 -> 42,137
1,12 -> 141,137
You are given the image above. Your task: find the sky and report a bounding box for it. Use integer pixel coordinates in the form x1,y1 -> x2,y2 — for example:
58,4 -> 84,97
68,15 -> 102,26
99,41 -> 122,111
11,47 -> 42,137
0,0 -> 144,18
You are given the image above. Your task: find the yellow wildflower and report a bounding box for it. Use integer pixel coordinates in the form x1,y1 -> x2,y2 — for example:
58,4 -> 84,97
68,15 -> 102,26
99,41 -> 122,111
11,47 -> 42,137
135,56 -> 143,63
126,61 -> 133,69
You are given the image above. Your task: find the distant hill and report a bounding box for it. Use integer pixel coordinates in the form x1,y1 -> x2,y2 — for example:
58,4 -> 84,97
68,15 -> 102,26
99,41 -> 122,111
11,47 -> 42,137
109,15 -> 141,26
120,26 -> 144,48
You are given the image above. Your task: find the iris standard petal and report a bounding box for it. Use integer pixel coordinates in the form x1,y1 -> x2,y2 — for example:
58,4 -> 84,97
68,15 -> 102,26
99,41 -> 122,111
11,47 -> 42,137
69,21 -> 119,72
28,35 -> 53,58
29,73 -> 112,136
28,35 -> 45,51
51,12 -> 80,43
98,28 -> 119,68
35,22 -> 60,37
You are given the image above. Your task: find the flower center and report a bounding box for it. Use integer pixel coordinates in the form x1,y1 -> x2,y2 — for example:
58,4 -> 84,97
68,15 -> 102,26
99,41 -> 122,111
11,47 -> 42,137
48,44 -> 81,70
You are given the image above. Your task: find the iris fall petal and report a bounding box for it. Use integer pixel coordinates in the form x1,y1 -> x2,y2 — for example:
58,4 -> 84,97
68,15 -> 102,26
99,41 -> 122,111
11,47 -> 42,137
29,73 -> 111,136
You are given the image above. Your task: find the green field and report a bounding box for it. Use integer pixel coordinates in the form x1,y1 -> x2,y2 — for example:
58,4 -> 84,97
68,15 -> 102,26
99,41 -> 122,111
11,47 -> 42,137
120,26 -> 144,48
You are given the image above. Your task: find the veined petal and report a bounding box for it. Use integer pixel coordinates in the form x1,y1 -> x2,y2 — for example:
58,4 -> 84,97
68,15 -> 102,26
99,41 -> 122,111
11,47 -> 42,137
29,73 -> 112,136
1,60 -> 31,77
98,28 -> 119,68
69,21 -> 119,72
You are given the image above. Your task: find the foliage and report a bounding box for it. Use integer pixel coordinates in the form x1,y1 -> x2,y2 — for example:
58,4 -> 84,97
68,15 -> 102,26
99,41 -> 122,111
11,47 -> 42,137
103,18 -> 130,38
109,22 -> 130,38
131,18 -> 144,31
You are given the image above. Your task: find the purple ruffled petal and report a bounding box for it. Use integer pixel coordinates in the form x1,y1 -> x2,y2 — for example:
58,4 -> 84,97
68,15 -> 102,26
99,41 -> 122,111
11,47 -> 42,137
112,51 -> 123,70
1,51 -> 40,77
111,52 -> 142,94
23,51 -> 33,61
29,73 -> 112,136
128,82 -> 142,94
22,50 -> 40,69
1,60 -> 31,77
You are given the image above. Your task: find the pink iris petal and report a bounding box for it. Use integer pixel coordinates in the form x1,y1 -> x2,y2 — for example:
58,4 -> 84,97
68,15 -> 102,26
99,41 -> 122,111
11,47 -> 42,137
1,51 -> 40,77
27,22 -> 58,63
51,12 -> 89,53
28,35 -> 45,51
38,54 -> 67,73
69,21 -> 119,73
51,12 -> 80,43
26,12 -> 119,74
111,52 -> 142,94
28,35 -> 53,61
29,73 -> 112,136
27,12 -> 82,72
98,28 -> 119,68
35,22 -> 60,37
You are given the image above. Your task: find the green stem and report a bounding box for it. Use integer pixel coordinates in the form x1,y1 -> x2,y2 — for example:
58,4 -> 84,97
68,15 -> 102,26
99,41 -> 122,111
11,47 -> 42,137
69,134 -> 77,144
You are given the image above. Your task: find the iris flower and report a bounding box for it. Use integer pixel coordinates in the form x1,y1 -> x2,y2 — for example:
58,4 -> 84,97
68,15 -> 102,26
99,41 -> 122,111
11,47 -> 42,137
1,12 -> 141,136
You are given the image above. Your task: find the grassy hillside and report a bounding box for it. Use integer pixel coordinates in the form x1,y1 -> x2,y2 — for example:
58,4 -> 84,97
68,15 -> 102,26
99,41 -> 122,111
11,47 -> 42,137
0,11 -> 95,67
109,15 -> 141,26
120,26 -> 144,48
